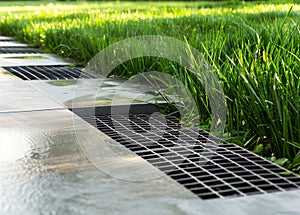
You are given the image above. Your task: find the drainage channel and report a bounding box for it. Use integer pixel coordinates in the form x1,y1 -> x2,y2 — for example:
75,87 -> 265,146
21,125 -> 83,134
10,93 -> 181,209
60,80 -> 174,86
0,37 -> 95,80
3,65 -> 97,80
1,36 -> 300,201
72,105 -> 300,200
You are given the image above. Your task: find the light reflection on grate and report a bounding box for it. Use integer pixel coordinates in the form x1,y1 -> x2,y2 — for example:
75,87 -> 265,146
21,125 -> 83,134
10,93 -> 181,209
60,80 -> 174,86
80,112 -> 300,200
3,66 -> 97,80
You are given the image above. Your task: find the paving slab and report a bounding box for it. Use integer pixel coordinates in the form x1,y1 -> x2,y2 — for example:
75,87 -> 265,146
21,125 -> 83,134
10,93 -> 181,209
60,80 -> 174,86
0,67 -> 20,80
0,41 -> 35,47
29,79 -> 170,109
0,53 -> 70,67
0,36 -> 16,41
0,109 -> 221,215
209,190 -> 300,215
0,80 -> 63,113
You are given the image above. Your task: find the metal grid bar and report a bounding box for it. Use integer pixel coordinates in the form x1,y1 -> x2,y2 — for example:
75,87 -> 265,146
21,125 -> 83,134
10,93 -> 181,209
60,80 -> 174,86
2,66 -> 97,80
80,113 -> 300,200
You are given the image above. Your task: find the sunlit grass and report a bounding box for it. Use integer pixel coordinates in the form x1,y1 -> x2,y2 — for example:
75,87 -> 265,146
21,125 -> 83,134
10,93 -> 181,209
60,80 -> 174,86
0,1 -> 299,171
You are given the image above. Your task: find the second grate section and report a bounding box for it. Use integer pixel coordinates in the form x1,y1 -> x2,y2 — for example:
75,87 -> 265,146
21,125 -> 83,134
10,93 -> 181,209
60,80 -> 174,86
80,113 -> 300,200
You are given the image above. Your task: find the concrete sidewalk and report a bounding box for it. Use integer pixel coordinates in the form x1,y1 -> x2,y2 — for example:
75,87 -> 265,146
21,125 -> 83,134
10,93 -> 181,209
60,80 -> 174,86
1,36 -> 300,215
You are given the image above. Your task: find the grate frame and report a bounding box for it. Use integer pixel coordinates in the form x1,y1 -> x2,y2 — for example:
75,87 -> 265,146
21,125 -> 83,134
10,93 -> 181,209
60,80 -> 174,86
73,105 -> 300,200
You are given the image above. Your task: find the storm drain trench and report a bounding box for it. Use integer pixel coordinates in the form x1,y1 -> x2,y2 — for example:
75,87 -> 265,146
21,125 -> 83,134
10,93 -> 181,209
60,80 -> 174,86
1,37 -> 300,201
73,106 -> 300,200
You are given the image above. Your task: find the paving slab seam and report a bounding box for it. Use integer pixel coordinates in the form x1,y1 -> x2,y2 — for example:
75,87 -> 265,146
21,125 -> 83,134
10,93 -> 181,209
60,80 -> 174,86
0,107 -> 66,114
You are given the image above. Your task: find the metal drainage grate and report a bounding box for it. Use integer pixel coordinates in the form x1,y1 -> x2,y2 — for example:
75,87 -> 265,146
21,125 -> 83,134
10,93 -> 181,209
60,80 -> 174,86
78,110 -> 300,200
3,66 -> 97,80
0,47 -> 44,54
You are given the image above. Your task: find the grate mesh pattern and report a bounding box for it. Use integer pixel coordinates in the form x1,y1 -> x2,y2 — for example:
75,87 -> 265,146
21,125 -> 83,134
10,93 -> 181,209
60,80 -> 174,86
80,112 -> 300,200
0,47 -> 44,54
3,66 -> 97,80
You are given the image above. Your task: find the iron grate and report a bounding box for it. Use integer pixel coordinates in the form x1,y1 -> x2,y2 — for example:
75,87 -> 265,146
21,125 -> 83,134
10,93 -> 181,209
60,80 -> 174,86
3,65 -> 97,80
79,112 -> 300,200
0,47 -> 44,54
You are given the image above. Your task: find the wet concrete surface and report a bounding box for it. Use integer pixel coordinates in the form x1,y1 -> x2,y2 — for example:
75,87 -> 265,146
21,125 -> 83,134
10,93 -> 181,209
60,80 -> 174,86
29,78 -> 168,109
0,80 -> 63,113
0,109 -> 218,215
0,41 -> 35,47
0,53 -> 71,67
0,36 -> 16,40
0,59 -> 214,214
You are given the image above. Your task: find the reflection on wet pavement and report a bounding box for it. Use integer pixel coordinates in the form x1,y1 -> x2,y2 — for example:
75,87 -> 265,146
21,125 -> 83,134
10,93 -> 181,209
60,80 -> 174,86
0,109 -> 207,215
29,78 -> 169,109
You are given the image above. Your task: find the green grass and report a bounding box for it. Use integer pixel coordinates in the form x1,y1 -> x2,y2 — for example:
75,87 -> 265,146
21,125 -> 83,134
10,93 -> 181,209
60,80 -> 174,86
0,1 -> 299,171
